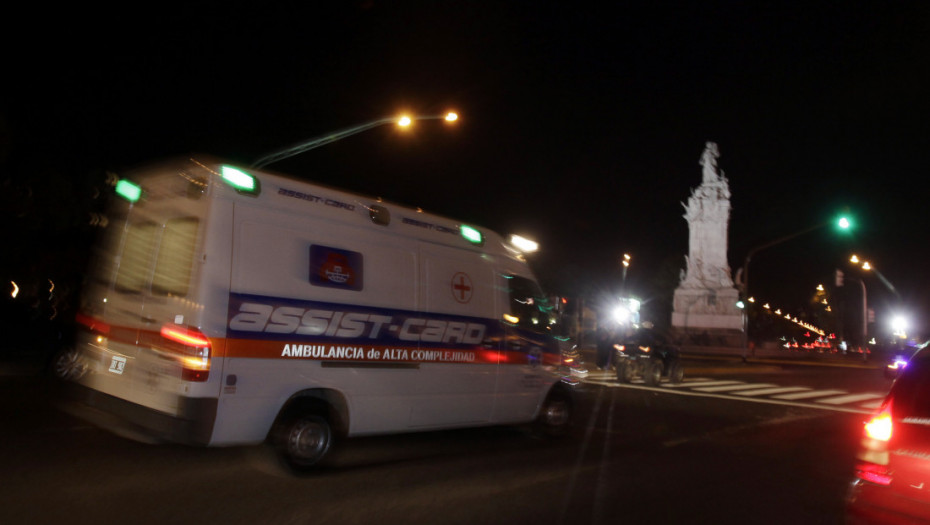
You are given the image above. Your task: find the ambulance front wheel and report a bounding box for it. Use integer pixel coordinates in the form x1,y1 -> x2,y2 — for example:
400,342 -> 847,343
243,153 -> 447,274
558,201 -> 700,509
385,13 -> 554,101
535,388 -> 573,438
275,413 -> 333,471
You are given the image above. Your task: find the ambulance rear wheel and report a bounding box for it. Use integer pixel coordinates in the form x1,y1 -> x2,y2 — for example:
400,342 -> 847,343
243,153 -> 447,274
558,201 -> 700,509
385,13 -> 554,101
275,413 -> 333,471
50,346 -> 84,380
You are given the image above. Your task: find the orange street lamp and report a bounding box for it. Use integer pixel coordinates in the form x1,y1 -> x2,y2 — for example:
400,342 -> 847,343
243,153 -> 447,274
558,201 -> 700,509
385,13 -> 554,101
252,112 -> 459,168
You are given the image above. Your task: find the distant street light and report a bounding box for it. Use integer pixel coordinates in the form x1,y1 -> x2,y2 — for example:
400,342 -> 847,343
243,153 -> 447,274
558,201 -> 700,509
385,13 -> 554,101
621,253 -> 631,296
734,215 -> 851,354
849,254 -> 900,299
891,315 -> 909,339
252,112 -> 459,169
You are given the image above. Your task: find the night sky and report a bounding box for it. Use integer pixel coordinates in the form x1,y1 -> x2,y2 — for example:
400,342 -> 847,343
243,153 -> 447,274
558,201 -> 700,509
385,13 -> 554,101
3,2 -> 930,335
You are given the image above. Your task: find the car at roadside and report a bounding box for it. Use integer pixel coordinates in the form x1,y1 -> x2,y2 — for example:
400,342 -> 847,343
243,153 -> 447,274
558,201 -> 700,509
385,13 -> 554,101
846,346 -> 930,523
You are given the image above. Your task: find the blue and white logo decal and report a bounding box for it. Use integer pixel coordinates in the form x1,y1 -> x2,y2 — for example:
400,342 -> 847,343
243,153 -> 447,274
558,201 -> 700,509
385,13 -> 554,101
310,245 -> 362,291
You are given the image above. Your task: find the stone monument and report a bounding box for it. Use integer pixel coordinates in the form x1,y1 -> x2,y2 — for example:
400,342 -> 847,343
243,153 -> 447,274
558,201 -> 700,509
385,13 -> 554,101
671,142 -> 743,337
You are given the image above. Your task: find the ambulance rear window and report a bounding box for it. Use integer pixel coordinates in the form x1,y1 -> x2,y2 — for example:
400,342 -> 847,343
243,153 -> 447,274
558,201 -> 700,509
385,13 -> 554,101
114,217 -> 199,296
152,218 -> 199,296
115,222 -> 158,292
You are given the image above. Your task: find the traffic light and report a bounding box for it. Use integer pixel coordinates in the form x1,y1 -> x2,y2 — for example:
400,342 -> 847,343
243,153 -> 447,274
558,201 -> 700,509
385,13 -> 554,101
835,213 -> 854,233
835,269 -> 844,287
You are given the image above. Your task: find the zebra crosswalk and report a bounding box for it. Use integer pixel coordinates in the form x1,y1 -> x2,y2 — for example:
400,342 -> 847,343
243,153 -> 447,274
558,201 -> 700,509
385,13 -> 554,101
583,372 -> 888,413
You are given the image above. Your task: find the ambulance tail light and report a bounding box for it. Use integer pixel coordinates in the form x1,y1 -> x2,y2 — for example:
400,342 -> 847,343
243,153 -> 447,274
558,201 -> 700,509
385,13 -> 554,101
160,323 -> 212,382
855,400 -> 894,486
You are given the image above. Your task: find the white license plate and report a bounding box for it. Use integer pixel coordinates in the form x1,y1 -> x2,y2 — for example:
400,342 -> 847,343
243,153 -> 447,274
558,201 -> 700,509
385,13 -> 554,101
107,355 -> 128,375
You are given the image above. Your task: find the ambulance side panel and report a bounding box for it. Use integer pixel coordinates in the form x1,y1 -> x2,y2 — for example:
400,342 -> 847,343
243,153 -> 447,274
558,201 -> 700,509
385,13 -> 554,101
211,200 -> 427,443
408,242 -> 499,427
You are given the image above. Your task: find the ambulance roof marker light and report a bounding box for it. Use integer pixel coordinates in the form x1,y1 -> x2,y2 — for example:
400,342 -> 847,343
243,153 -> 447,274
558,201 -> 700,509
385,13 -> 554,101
220,165 -> 261,196
115,179 -> 142,203
460,224 -> 484,245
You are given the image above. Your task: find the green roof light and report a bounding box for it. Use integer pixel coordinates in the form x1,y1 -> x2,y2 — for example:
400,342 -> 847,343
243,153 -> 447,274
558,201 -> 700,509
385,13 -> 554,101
115,179 -> 142,203
460,224 -> 483,245
221,165 -> 259,194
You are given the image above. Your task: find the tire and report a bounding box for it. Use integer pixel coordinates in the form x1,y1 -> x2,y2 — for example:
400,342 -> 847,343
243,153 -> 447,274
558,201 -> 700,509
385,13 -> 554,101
644,359 -> 663,386
274,412 -> 333,472
616,360 -> 633,383
535,389 -> 573,438
667,362 -> 684,384
50,347 -> 85,380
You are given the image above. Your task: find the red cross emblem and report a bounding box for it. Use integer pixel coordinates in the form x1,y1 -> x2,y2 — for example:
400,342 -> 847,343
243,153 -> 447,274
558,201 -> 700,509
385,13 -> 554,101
451,272 -> 473,303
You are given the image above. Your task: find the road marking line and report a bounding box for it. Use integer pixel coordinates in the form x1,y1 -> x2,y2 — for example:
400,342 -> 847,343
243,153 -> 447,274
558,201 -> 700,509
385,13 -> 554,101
733,386 -> 812,397
663,380 -> 743,388
582,376 -> 883,413
694,383 -> 779,393
816,393 -> 887,405
772,389 -> 846,400
603,382 -> 873,414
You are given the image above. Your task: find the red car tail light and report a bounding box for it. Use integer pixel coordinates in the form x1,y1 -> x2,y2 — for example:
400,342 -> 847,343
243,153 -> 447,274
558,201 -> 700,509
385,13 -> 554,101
855,401 -> 894,486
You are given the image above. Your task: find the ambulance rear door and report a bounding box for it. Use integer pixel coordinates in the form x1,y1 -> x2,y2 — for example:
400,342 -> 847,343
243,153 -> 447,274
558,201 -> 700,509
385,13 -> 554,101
78,163 -> 218,418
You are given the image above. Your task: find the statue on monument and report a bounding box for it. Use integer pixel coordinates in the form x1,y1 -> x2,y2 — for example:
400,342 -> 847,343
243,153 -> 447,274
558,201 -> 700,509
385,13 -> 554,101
677,141 -> 736,290
699,141 -> 722,184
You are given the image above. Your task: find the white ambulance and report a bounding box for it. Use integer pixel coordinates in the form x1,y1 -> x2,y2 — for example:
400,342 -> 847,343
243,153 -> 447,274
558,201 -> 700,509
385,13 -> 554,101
68,155 -> 574,470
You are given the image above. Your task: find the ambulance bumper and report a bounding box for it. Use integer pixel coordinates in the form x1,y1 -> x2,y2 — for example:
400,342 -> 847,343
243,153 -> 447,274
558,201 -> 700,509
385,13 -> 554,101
61,382 -> 218,446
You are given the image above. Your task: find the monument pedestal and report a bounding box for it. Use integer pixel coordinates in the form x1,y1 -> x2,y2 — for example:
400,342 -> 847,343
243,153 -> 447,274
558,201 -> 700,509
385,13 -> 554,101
671,286 -> 743,332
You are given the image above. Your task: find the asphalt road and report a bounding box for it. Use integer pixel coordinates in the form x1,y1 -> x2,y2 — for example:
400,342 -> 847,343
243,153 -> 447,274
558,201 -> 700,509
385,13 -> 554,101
0,359 -> 891,525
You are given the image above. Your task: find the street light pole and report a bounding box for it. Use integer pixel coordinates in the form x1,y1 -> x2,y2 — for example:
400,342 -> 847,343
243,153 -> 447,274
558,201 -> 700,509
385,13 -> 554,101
739,222 -> 826,298
251,112 -> 458,169
735,217 -> 850,355
738,216 -> 851,299
842,275 -> 868,353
